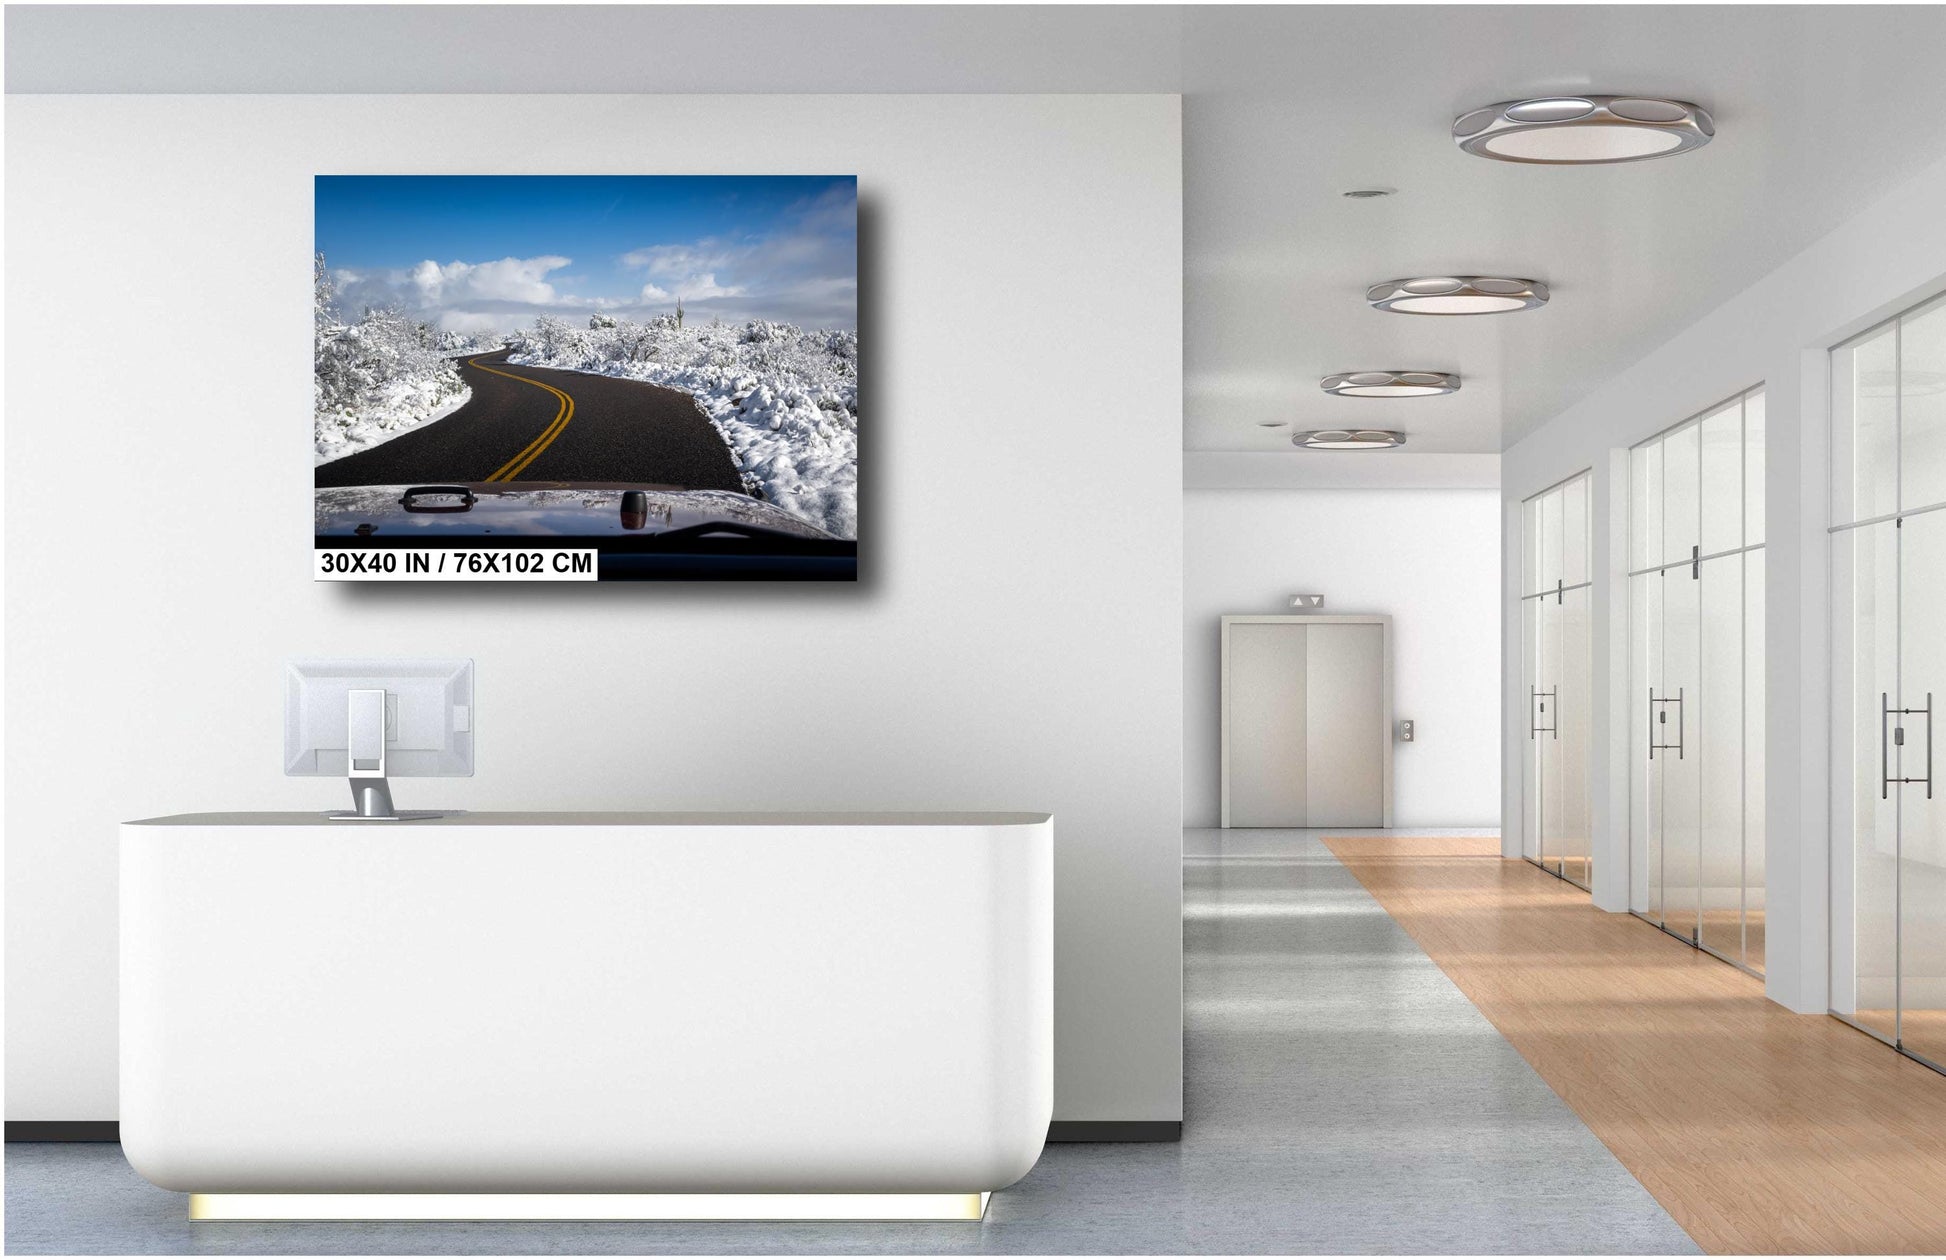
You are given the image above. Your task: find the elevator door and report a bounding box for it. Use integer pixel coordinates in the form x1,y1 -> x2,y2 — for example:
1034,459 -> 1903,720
1221,616 -> 1391,828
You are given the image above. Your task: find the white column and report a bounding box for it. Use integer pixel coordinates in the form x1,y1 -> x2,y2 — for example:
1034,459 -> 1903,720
1502,495 -> 1526,860
1591,449 -> 1632,911
1766,350 -> 1831,1013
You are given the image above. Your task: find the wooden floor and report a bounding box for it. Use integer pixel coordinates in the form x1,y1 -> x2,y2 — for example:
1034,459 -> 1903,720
1325,835 -> 1946,1256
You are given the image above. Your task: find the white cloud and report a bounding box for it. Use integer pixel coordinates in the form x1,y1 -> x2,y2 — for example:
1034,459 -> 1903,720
623,244 -> 744,304
323,183 -> 856,336
615,186 -> 856,327
639,273 -> 740,303
434,309 -> 515,336
333,255 -> 577,316
329,254 -> 637,335
408,255 -> 572,305
621,243 -> 731,278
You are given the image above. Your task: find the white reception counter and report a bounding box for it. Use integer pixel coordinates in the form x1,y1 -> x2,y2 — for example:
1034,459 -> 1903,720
119,812 -> 1052,1220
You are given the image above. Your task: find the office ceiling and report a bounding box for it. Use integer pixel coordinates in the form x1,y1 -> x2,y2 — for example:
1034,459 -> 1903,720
12,4 -> 1946,453
1179,6 -> 1946,453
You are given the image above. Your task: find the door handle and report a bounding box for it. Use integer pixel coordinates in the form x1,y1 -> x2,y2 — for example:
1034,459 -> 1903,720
1885,692 -> 1935,800
1531,687 -> 1557,740
1649,687 -> 1684,760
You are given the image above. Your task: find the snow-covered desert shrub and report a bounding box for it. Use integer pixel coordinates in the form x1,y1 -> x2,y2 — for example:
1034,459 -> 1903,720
506,314 -> 859,539
313,254 -> 470,464
436,328 -> 503,354
527,314 -> 581,360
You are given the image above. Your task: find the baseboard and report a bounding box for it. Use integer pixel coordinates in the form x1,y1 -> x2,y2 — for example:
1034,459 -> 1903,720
1045,1120 -> 1182,1142
6,1122 -> 120,1142
10,1119 -> 1184,1145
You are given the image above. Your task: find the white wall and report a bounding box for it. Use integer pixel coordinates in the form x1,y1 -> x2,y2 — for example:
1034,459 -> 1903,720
1185,487 -> 1501,829
3,94 -> 1184,1122
1500,150 -> 1946,1014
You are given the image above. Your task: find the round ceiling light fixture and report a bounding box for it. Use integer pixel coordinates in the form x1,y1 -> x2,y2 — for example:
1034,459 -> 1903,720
1256,420 -> 1290,427
1453,95 -> 1713,165
1321,370 -> 1459,398
1367,276 -> 1548,315
1293,429 -> 1407,450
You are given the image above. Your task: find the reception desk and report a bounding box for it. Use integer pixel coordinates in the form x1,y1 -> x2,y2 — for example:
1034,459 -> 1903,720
119,812 -> 1053,1220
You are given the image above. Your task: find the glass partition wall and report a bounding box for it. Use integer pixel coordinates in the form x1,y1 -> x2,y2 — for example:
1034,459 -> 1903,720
1831,292 -> 1946,1072
1627,390 -> 1766,973
1521,473 -> 1593,889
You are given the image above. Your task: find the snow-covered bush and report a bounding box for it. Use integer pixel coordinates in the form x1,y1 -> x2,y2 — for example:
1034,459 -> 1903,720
527,314 -> 582,360
313,254 -> 470,464
505,314 -> 859,539
435,328 -> 504,354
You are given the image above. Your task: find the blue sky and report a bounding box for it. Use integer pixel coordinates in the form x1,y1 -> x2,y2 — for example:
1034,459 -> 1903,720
316,175 -> 856,334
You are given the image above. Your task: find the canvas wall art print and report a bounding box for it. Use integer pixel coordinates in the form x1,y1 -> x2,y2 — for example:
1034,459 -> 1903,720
313,175 -> 858,581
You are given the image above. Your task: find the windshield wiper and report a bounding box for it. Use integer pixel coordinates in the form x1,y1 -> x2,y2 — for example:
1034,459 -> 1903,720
638,520 -> 815,548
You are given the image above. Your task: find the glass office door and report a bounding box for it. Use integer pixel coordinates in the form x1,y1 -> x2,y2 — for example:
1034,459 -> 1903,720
1628,389 -> 1766,973
1522,472 -> 1593,890
1833,293 -> 1946,1069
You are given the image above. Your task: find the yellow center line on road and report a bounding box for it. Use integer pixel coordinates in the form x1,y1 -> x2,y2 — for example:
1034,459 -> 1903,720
468,355 -> 577,482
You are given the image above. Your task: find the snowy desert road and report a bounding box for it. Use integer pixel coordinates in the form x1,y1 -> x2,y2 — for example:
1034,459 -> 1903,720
314,350 -> 746,491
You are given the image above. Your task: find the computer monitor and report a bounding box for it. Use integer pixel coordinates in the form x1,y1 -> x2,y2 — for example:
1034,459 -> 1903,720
284,659 -> 474,820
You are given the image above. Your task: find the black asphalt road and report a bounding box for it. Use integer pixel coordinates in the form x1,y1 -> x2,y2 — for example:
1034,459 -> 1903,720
315,350 -> 746,491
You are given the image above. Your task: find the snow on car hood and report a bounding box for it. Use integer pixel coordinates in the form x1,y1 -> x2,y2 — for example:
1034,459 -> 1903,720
315,484 -> 838,540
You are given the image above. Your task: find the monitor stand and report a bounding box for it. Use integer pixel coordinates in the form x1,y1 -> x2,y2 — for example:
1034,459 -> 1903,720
329,778 -> 448,822
328,688 -> 452,820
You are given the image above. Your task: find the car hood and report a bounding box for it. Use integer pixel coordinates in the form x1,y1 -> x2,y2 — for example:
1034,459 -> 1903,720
315,483 -> 838,541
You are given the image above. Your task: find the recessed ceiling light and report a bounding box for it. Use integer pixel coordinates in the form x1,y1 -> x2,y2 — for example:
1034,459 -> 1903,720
1321,371 -> 1459,398
1256,420 -> 1290,427
1293,429 -> 1406,450
1367,276 -> 1548,315
1453,96 -> 1713,165
1342,188 -> 1395,199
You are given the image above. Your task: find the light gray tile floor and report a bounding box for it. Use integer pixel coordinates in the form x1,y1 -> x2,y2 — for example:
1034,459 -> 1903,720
5,828 -> 1697,1255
